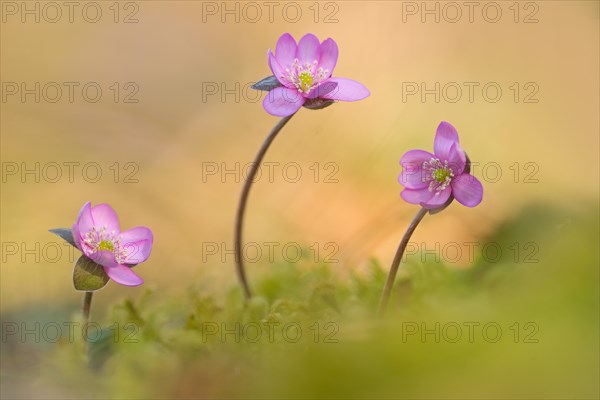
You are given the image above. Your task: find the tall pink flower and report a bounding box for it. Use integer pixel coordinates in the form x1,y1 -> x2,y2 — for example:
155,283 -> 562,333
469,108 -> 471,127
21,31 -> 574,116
399,121 -> 483,209
72,202 -> 153,286
262,33 -> 370,116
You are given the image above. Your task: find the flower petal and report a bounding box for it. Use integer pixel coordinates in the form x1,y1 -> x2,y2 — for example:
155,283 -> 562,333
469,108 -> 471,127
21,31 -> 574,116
400,187 -> 434,205
400,149 -> 435,165
321,78 -> 370,101
119,227 -> 154,264
447,142 -> 466,175
434,121 -> 460,161
274,33 -> 297,68
318,38 -> 338,78
269,51 -> 292,87
399,149 -> 434,189
421,186 -> 452,209
451,174 -> 483,207
90,204 -> 120,233
87,249 -> 116,268
263,86 -> 305,116
104,263 -> 144,287
76,202 -> 94,242
296,33 -> 320,64
306,81 -> 338,99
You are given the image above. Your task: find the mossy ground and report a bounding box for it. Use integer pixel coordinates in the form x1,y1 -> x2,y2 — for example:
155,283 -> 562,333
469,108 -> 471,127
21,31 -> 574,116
3,204 -> 598,399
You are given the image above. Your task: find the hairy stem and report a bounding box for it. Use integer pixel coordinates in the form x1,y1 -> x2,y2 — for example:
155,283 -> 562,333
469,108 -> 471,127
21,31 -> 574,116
378,207 -> 428,315
234,114 -> 295,300
82,291 -> 93,351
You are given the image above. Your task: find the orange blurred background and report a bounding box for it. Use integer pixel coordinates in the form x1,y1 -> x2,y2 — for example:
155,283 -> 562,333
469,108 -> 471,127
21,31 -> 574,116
1,1 -> 598,313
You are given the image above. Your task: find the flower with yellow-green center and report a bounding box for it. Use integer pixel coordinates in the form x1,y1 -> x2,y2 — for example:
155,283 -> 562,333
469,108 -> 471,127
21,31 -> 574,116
263,33 -> 370,117
72,202 -> 154,286
398,122 -> 483,210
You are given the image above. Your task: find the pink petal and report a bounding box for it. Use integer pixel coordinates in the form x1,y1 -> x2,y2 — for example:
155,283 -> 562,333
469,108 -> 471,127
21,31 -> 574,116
421,186 -> 452,209
399,149 -> 434,190
451,174 -> 483,207
306,81 -> 338,99
90,204 -> 120,233
434,121 -> 460,161
318,38 -> 338,79
321,78 -> 370,101
87,249 -> 116,268
296,33 -> 320,64
268,51 -> 292,87
274,33 -> 297,68
104,263 -> 144,287
401,187 -> 434,205
76,202 -> 94,240
118,227 -> 154,264
447,143 -> 466,175
263,86 -> 305,116
401,149 -> 435,165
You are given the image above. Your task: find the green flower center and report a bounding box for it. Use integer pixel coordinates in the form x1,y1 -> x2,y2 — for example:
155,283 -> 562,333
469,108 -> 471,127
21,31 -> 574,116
433,168 -> 451,183
98,240 -> 114,252
422,158 -> 455,194
283,58 -> 330,95
298,71 -> 314,92
83,226 -> 128,264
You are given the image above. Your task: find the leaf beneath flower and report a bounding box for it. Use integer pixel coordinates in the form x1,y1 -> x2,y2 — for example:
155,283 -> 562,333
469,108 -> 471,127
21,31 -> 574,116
464,152 -> 472,174
73,255 -> 110,291
252,76 -> 283,91
428,195 -> 455,215
303,98 -> 335,110
49,228 -> 76,247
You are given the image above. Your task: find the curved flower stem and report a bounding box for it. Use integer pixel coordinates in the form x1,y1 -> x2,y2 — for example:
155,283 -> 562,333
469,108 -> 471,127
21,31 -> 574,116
378,207 -> 428,315
82,291 -> 93,351
234,114 -> 295,300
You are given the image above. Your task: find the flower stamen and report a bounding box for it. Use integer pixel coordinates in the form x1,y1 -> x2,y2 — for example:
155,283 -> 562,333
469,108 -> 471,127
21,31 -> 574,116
83,225 -> 128,264
422,158 -> 454,195
283,58 -> 329,95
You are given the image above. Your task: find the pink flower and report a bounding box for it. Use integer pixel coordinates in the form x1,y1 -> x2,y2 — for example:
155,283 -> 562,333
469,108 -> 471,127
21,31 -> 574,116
263,33 -> 370,116
399,122 -> 483,210
72,202 -> 153,286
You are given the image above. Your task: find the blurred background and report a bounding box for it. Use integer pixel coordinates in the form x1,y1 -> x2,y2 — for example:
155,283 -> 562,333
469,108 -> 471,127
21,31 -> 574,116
1,1 -> 598,398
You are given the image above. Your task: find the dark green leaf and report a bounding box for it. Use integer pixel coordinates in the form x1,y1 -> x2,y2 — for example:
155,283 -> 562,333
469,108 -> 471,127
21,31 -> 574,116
49,228 -> 76,247
252,75 -> 282,91
73,255 -> 110,291
428,196 -> 454,215
303,98 -> 335,110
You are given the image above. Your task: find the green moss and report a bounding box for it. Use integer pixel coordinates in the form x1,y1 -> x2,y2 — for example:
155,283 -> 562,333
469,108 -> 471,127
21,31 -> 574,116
18,203 -> 600,399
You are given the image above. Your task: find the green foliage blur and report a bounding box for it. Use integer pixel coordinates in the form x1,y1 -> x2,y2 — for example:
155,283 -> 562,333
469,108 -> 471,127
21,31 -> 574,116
3,202 -> 597,399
